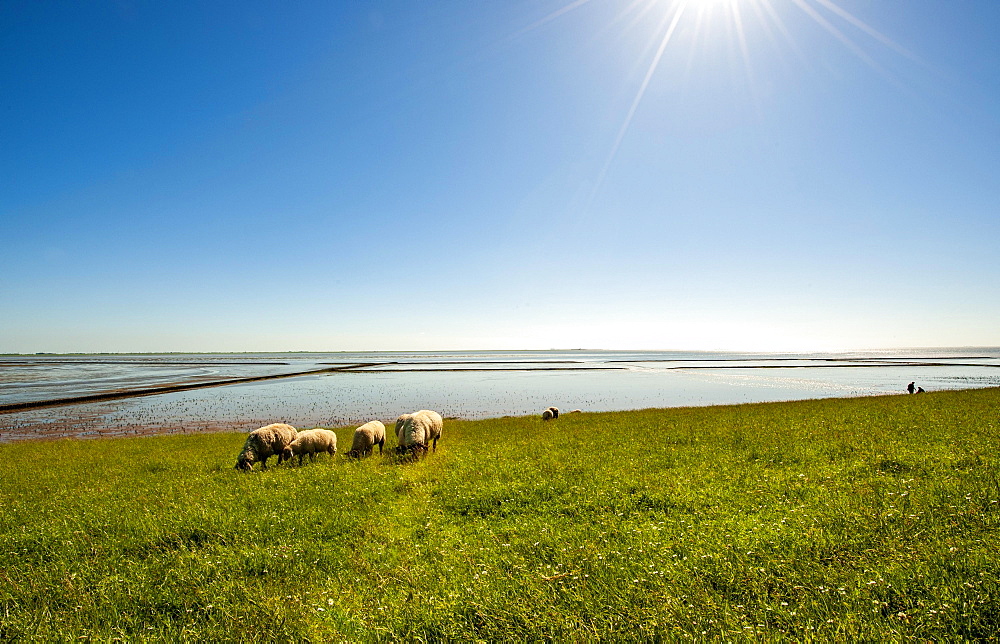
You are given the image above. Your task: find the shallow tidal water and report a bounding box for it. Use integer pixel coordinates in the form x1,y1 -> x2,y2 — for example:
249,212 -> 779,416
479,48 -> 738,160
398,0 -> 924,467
1,349 -> 998,442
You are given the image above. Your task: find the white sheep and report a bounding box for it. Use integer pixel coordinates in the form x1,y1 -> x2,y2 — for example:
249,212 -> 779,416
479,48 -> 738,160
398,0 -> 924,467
414,409 -> 443,452
346,420 -> 386,458
394,413 -> 413,445
542,409 -> 553,420
397,409 -> 443,456
549,406 -> 560,419
235,423 -> 298,471
282,428 -> 338,465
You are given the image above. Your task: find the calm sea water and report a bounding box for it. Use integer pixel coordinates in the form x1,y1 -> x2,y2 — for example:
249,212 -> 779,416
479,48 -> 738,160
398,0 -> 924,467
2,349 -> 998,442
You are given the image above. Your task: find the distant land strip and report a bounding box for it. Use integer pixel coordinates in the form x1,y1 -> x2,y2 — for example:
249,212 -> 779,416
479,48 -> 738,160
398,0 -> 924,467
0,363 -> 385,414
318,361 -> 587,366
673,362 -> 1000,369
352,367 -> 626,373
0,360 -> 295,367
608,356 -> 991,363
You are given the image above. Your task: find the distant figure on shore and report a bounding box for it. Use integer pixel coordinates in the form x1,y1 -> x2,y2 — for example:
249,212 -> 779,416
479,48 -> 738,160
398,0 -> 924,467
917,386 -> 925,393
907,382 -> 915,394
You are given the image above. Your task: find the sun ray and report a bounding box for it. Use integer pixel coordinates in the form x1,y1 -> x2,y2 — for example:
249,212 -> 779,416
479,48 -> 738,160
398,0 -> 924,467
592,2 -> 687,200
730,0 -> 762,116
787,0 -> 886,75
810,0 -> 918,61
681,2 -> 709,84
755,0 -> 811,69
504,0 -> 918,206
509,0 -> 596,41
606,0 -> 657,35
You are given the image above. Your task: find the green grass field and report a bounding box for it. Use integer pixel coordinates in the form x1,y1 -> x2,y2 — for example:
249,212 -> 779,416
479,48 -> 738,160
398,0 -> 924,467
1,389 -> 998,641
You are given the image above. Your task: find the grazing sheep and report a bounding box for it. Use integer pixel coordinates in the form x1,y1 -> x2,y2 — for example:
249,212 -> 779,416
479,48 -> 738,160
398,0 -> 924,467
416,410 -> 443,452
549,406 -> 560,419
397,416 -> 426,456
397,409 -> 444,456
346,420 -> 386,458
542,409 -> 554,420
282,428 -> 338,465
395,413 -> 414,444
568,409 -> 582,414
235,423 -> 297,471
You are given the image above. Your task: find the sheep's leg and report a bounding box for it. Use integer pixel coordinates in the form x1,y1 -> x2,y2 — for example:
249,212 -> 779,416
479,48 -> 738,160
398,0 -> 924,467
378,439 -> 384,454
260,456 -> 269,470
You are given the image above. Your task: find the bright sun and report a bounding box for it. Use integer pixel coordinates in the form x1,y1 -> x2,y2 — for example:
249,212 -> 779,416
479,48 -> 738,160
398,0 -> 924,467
683,0 -> 737,7
517,0 -> 911,198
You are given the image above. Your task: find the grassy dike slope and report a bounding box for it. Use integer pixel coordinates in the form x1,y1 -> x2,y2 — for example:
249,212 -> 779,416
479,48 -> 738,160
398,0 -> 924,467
1,389 -> 998,641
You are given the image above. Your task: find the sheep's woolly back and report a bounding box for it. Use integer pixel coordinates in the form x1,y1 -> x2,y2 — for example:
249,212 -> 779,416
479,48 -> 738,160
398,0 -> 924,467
351,420 -> 386,452
288,428 -> 338,456
399,416 -> 428,449
413,410 -> 443,443
399,410 -> 443,450
236,423 -> 297,468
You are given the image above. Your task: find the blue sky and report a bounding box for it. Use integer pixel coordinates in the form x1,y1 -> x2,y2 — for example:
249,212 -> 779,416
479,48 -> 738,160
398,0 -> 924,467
2,0 -> 998,353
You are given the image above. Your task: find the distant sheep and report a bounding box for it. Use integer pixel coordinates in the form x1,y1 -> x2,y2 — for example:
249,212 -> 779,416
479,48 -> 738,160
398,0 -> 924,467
397,409 -> 443,456
549,407 -> 559,419
568,409 -> 582,414
235,423 -> 297,471
282,428 -> 338,465
542,409 -> 553,420
346,420 -> 386,458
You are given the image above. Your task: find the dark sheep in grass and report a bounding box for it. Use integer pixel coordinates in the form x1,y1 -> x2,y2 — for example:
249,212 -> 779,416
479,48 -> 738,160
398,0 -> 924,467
235,423 -> 297,471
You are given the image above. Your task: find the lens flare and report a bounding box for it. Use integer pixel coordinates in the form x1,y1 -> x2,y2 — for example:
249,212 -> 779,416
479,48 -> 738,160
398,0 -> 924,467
509,0 -> 914,202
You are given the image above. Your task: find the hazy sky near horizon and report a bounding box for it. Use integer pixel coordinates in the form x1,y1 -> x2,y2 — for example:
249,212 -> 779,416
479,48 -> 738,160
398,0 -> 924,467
2,0 -> 998,353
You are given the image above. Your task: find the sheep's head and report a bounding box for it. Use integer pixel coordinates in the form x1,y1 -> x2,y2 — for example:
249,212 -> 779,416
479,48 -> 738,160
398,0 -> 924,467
235,455 -> 253,471
281,446 -> 294,461
394,444 -> 415,456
